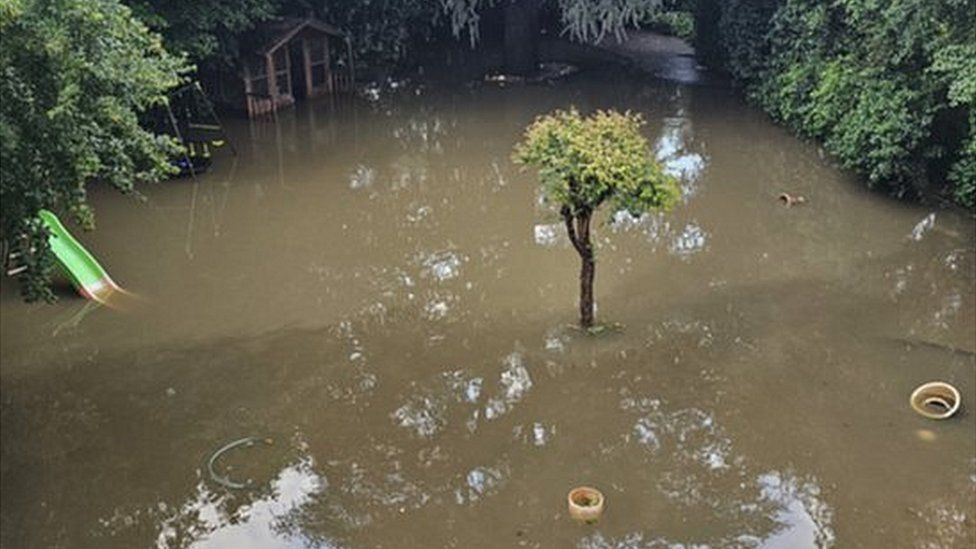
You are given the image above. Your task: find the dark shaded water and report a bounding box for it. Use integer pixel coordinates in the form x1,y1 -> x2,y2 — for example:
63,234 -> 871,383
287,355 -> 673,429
2,68 -> 974,548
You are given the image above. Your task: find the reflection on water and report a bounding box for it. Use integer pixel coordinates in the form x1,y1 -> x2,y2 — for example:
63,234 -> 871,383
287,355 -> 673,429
655,112 -> 706,200
912,461 -> 976,548
94,448 -> 330,549
578,465 -> 835,548
393,368 -> 483,438
669,222 -> 708,257
417,250 -> 465,282
757,471 -> 835,548
484,350 -> 533,420
172,459 -> 325,549
347,164 -> 376,190
611,212 -> 710,260
534,223 -> 566,248
457,464 -> 509,504
1,68 -> 974,548
513,421 -> 554,447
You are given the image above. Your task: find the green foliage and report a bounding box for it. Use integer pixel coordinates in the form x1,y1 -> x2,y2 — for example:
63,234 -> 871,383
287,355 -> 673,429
437,0 -> 666,44
314,0 -> 440,67
0,0 -> 188,301
133,0 -> 672,70
928,43 -> 976,109
695,0 -> 976,207
950,111 -> 976,208
129,0 -> 437,68
127,0 -> 278,63
513,108 -> 679,216
823,70 -> 930,186
642,9 -> 695,40
557,0 -> 665,43
715,0 -> 780,82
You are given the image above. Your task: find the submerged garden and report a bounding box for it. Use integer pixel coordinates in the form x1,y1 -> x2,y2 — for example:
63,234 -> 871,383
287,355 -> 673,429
1,1 -> 974,547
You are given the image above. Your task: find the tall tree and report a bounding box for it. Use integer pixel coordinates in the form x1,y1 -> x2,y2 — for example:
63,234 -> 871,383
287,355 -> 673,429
0,0 -> 189,300
514,109 -> 679,328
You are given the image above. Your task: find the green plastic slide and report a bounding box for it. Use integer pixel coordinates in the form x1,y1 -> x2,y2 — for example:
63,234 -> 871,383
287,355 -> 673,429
39,209 -> 122,302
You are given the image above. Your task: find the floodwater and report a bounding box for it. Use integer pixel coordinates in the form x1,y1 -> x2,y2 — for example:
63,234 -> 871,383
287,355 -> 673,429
2,66 -> 974,548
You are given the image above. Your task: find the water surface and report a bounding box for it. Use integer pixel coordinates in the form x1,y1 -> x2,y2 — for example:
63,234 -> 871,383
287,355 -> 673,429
2,68 -> 974,548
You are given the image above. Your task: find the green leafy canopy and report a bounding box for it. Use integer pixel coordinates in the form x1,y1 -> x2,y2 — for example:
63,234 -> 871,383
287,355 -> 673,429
694,0 -> 975,208
513,108 -> 679,217
1,0 -> 190,301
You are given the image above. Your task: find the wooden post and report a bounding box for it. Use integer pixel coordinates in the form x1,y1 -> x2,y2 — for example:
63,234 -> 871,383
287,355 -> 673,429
282,47 -> 291,98
266,53 -> 277,106
302,38 -> 314,97
323,37 -> 333,94
346,37 -> 355,92
243,63 -> 254,117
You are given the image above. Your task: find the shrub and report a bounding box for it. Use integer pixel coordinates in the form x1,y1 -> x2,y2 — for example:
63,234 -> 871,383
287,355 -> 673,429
643,10 -> 695,40
513,109 -> 679,328
694,0 -> 975,208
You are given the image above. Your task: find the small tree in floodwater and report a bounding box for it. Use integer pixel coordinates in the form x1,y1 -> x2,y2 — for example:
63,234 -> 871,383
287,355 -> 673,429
514,109 -> 679,329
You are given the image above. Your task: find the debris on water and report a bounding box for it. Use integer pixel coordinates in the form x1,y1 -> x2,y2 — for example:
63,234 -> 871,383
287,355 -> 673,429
207,436 -> 274,490
568,486 -> 605,524
485,73 -> 524,84
778,193 -> 807,207
360,77 -> 416,101
165,387 -> 176,397
483,63 -> 578,86
910,381 -> 961,420
910,213 -> 936,241
537,63 -> 578,80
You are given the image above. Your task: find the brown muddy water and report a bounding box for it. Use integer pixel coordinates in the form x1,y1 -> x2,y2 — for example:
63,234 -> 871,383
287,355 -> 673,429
2,68 -> 975,548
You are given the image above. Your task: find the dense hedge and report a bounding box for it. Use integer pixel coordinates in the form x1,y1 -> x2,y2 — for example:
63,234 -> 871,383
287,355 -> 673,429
642,9 -> 696,40
695,0 -> 975,208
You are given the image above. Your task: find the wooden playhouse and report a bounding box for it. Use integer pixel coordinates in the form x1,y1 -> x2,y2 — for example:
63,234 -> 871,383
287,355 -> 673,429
229,17 -> 355,118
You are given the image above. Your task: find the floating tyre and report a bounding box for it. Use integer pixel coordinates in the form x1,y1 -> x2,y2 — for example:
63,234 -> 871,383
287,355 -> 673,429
910,381 -> 961,419
568,486 -> 605,524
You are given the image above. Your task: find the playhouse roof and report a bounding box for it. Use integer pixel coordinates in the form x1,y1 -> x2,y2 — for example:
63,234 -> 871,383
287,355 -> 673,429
252,17 -> 346,56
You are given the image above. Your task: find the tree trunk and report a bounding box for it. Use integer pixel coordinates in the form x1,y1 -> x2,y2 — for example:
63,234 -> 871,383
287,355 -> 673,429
561,206 -> 596,328
579,251 -> 595,328
503,0 -> 542,75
